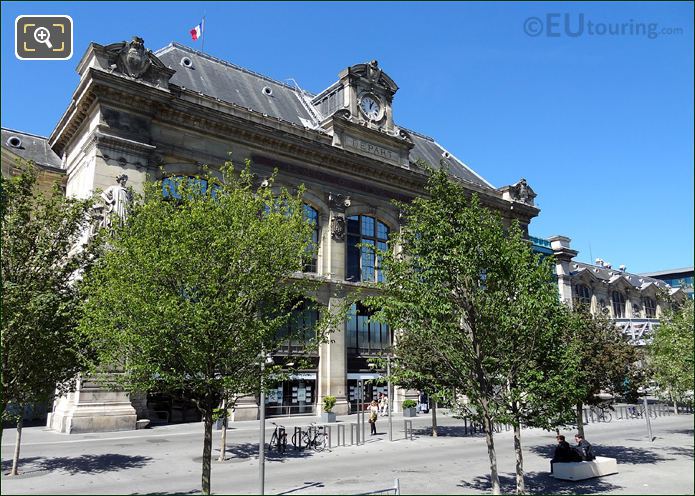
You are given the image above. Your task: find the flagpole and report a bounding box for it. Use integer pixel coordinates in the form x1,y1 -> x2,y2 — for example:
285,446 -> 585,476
201,13 -> 206,53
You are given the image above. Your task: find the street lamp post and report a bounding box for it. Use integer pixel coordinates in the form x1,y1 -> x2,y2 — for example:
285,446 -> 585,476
387,355 -> 393,442
259,354 -> 273,495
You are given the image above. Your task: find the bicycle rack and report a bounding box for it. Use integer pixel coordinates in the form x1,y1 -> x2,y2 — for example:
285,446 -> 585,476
293,426 -> 303,450
403,420 -> 414,440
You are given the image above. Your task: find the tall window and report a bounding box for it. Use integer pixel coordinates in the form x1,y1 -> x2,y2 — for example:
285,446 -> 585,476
643,297 -> 656,318
346,215 -> 389,282
277,303 -> 318,354
575,284 -> 592,308
162,176 -> 210,199
346,302 -> 390,355
611,291 -> 626,318
303,204 -> 319,273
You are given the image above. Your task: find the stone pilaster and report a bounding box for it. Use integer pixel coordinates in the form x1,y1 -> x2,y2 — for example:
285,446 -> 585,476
549,235 -> 579,306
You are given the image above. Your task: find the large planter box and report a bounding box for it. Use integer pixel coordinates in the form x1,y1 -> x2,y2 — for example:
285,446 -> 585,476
321,412 -> 336,423
403,407 -> 417,417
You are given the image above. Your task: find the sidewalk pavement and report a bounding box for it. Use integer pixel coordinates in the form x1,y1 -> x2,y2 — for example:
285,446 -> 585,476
2,411 -> 693,494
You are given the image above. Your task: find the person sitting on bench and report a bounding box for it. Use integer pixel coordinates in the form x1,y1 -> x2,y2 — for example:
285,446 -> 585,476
574,433 -> 596,461
551,435 -> 580,473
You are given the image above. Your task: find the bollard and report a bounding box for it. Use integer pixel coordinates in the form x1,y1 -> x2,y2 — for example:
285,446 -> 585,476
350,422 -> 359,445
404,419 -> 414,440
464,417 -> 468,435
336,424 -> 346,447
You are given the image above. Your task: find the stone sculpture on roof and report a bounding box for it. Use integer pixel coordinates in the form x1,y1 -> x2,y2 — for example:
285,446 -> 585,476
104,36 -> 169,81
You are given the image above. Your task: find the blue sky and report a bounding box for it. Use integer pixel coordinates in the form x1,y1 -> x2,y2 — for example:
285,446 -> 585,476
2,1 -> 693,273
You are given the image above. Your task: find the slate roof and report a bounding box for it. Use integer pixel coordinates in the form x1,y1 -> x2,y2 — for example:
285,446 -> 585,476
2,128 -> 62,170
571,261 -> 674,292
154,43 -> 493,190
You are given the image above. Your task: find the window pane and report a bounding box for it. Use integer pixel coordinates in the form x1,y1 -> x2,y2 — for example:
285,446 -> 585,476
361,239 -> 375,282
361,216 -> 375,237
377,221 -> 389,240
347,234 -> 361,281
347,215 -> 360,234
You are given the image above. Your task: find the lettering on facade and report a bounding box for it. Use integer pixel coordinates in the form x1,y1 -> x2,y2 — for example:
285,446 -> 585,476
345,136 -> 396,161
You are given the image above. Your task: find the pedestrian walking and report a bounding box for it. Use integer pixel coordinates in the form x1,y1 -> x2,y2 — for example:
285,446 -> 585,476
379,393 -> 388,416
368,400 -> 379,435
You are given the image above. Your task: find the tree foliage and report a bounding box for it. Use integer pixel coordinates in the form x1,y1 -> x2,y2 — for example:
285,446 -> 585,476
1,163 -> 98,474
369,168 -> 576,494
79,162 -> 326,494
649,299 -> 694,406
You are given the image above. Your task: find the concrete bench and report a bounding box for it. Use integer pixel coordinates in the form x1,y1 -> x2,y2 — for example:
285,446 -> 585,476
552,456 -> 618,481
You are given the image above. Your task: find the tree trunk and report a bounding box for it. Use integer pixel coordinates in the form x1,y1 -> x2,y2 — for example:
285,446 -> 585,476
218,399 -> 228,462
202,405 -> 213,494
513,421 -> 525,494
10,415 -> 24,476
482,412 -> 501,495
431,401 -> 438,437
575,402 -> 585,438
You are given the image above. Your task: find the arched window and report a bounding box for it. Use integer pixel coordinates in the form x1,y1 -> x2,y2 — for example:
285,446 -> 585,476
346,215 -> 389,282
346,302 -> 390,355
611,291 -> 626,318
575,284 -> 592,308
303,204 -> 319,273
643,297 -> 656,319
277,302 -> 318,354
162,176 -> 211,200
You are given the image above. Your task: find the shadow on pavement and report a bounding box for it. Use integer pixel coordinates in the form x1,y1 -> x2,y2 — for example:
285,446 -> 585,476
667,428 -> 694,437
222,442 -> 320,462
277,481 -> 326,494
130,490 -> 199,495
529,444 -> 669,465
40,453 -> 153,474
3,454 -> 152,476
412,425 -> 487,438
665,446 -> 694,459
459,471 -> 622,494
2,456 -> 43,475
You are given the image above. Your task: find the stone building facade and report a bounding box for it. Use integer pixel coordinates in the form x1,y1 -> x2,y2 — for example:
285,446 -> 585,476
545,236 -> 687,346
15,36 -> 543,432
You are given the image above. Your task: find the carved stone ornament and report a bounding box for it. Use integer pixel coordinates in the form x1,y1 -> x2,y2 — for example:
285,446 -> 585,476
366,60 -> 383,85
104,36 -> 168,81
331,215 -> 346,241
509,178 -> 537,206
328,192 -> 351,213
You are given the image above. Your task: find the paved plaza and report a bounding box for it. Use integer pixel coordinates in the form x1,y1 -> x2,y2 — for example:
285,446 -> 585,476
1,412 -> 693,494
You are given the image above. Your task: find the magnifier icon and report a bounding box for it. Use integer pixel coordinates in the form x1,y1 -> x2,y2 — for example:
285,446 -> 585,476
33,27 -> 53,49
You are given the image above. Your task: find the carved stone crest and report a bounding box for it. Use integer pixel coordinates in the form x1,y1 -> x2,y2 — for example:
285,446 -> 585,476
104,36 -> 170,82
331,215 -> 346,241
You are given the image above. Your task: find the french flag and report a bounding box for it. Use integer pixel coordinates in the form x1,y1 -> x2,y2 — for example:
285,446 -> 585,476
190,19 -> 204,41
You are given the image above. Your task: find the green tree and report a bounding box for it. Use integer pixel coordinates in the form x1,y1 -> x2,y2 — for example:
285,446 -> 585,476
79,163 -> 327,495
565,307 -> 642,437
1,164 -> 99,475
370,168 -> 575,494
649,299 -> 694,407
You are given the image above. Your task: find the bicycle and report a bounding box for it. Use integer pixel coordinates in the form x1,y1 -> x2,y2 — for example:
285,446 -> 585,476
590,407 -> 612,423
626,405 -> 657,419
292,423 -> 326,452
269,422 -> 287,453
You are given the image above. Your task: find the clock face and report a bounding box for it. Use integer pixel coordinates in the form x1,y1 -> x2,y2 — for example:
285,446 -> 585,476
360,95 -> 381,120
